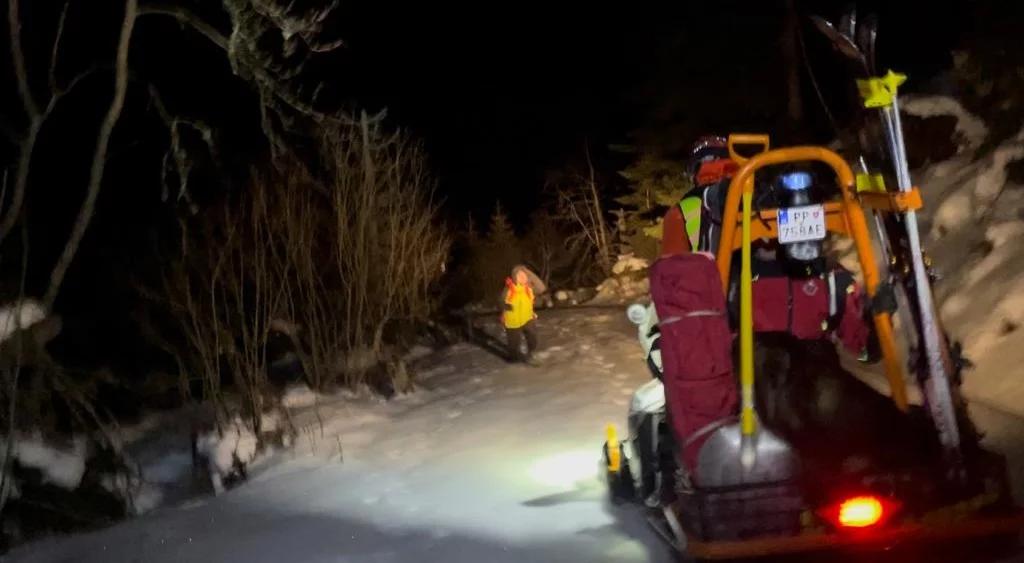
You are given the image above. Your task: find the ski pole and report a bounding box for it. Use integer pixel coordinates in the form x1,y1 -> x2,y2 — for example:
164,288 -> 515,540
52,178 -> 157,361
860,71 -> 963,468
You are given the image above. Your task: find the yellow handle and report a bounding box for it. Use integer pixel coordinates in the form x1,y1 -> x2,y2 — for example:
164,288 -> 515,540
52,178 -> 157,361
605,424 -> 621,473
740,189 -> 756,437
856,70 -> 908,109
728,134 -> 771,164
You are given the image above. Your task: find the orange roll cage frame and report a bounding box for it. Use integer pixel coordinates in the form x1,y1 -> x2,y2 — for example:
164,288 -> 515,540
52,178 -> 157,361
714,136 -> 909,411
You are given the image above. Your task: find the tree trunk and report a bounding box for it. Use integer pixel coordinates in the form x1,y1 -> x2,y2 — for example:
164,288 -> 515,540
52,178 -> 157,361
0,222 -> 29,515
584,143 -> 612,274
782,0 -> 804,125
44,0 -> 138,307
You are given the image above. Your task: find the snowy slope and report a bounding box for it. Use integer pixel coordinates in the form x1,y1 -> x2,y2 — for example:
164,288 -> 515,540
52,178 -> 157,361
5,310 -> 672,563
902,99 -> 1024,417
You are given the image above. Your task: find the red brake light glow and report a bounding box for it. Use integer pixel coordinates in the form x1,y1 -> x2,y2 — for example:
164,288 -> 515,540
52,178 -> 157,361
819,495 -> 898,530
837,496 -> 885,528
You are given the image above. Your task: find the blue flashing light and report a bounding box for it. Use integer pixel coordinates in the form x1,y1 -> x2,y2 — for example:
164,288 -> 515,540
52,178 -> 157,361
780,171 -> 812,192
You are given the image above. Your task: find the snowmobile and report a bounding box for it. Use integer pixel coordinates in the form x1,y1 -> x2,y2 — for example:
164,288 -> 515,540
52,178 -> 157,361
603,130 -> 1024,559
612,302 -> 670,508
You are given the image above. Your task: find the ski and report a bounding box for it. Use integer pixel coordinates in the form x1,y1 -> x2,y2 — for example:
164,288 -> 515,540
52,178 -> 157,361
809,11 -> 964,471
645,508 -> 686,552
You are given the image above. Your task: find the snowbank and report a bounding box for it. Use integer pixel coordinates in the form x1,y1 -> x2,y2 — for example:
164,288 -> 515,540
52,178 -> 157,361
281,384 -> 319,409
11,436 -> 87,489
195,418 -> 262,494
909,114 -> 1024,415
100,471 -> 164,516
131,483 -> 164,515
0,300 -> 46,344
404,345 -> 434,362
903,95 -> 988,151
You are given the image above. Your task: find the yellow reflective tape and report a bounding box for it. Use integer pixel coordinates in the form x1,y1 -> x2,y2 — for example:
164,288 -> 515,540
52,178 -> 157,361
680,197 -> 702,249
856,70 -> 908,108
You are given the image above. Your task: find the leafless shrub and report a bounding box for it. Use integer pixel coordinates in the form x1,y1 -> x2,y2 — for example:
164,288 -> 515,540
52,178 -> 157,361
160,113 -> 449,430
550,144 -> 615,280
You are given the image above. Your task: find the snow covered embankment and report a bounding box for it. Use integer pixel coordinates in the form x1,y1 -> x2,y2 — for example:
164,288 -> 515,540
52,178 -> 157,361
905,96 -> 1024,416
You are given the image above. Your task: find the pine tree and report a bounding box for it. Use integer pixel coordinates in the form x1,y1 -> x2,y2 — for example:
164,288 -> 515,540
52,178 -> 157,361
616,153 -> 691,259
460,202 -> 522,304
486,202 -> 517,251
523,208 -> 572,287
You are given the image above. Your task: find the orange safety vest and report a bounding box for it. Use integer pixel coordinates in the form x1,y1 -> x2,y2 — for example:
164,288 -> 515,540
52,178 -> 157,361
502,278 -> 535,329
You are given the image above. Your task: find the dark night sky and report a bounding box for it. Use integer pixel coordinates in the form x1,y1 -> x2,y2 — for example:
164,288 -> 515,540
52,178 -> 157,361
326,0 -> 965,225
333,3 -> 668,225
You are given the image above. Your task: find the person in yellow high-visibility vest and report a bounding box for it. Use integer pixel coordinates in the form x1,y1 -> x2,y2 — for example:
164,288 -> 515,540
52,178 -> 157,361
503,265 -> 539,363
661,135 -> 735,257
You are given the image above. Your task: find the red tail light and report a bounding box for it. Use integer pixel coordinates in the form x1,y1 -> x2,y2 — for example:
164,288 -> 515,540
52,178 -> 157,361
819,495 -> 899,530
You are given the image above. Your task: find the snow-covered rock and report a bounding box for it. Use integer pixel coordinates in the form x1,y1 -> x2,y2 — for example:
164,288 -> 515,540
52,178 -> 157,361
0,300 -> 46,344
195,418 -> 261,494
11,436 -> 87,489
589,254 -> 651,305
927,126 -> 1024,239
903,95 -> 988,151
590,276 -> 650,305
610,253 -> 649,276
282,384 -> 319,409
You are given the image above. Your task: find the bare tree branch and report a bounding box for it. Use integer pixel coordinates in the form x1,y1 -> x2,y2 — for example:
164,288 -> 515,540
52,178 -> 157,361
48,2 -> 71,96
147,83 -> 217,203
0,220 -> 30,515
138,0 -> 358,150
0,0 -> 45,248
55,65 -> 104,100
1,4 -> 108,250
0,170 -> 7,211
44,0 -> 139,307
137,3 -> 229,50
549,144 -> 616,278
7,0 -> 38,117
0,122 -> 39,249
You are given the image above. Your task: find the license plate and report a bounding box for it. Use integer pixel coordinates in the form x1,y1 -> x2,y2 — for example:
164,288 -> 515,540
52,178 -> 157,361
777,204 -> 826,244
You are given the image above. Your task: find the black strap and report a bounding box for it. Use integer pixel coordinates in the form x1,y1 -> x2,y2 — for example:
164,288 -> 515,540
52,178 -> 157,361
869,281 -> 898,316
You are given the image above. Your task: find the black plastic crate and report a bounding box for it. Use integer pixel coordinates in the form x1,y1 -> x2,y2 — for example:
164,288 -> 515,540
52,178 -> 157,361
677,481 -> 805,541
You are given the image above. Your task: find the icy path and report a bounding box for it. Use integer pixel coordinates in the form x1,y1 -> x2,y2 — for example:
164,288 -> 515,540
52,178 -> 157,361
6,310 -> 673,563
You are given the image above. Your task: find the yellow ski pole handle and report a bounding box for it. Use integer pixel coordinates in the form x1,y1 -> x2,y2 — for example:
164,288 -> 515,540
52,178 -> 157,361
857,70 -> 907,109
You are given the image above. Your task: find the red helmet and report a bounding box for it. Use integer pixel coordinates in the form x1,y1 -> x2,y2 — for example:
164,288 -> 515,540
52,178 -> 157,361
688,135 -> 729,178
689,135 -> 728,160
688,135 -> 731,185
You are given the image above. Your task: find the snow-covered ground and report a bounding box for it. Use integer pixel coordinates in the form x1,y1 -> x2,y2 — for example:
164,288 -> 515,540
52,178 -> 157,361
5,310 -> 672,563
902,98 -> 1024,418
